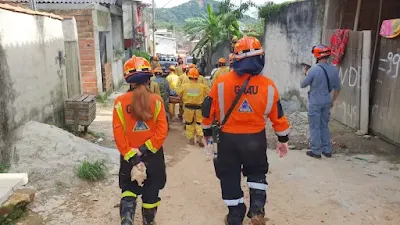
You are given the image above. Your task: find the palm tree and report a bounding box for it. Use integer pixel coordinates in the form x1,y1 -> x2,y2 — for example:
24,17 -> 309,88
184,0 -> 254,58
184,4 -> 230,59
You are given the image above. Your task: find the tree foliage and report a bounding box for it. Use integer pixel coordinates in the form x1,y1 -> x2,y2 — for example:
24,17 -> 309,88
184,0 -> 255,57
258,1 -> 296,20
144,0 -> 257,28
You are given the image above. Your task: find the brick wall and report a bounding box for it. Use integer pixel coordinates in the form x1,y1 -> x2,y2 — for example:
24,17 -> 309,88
41,9 -> 98,95
104,63 -> 113,92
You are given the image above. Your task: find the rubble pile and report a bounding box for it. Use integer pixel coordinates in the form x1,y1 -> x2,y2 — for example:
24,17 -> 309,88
9,121 -> 119,191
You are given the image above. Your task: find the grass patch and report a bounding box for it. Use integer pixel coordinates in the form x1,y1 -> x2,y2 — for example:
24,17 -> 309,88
0,205 -> 27,225
97,92 -> 108,104
76,160 -> 107,181
0,163 -> 10,173
87,130 -> 105,139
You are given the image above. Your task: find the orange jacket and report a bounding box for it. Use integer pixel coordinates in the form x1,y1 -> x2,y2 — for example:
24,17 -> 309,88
202,72 -> 290,140
113,91 -> 168,161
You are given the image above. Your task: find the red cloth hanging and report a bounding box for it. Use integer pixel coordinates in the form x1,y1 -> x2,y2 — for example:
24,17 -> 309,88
330,29 -> 350,65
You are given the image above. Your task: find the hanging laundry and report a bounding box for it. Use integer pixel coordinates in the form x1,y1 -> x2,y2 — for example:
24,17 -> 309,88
330,29 -> 350,66
380,19 -> 400,39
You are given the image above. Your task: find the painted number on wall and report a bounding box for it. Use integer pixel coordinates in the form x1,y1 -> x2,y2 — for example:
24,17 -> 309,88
378,52 -> 400,79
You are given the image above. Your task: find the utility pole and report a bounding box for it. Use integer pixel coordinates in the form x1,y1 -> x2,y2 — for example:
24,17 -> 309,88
28,0 -> 37,10
152,0 -> 156,56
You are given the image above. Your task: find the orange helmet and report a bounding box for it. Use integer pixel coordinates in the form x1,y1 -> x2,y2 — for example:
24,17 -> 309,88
233,36 -> 264,61
153,67 -> 163,74
189,63 -> 197,68
218,58 -> 227,64
187,68 -> 200,79
312,45 -> 331,59
124,56 -> 152,81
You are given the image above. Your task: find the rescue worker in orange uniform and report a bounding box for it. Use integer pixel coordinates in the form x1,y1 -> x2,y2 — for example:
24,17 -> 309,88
202,36 -> 290,225
113,56 -> 168,225
177,68 -> 210,146
211,57 -> 230,84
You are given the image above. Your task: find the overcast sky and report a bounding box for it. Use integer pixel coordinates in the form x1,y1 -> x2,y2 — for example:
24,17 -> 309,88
154,0 -> 287,8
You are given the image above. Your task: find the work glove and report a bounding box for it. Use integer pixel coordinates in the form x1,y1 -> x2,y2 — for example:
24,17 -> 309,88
276,142 -> 289,158
127,147 -> 148,187
131,162 -> 147,187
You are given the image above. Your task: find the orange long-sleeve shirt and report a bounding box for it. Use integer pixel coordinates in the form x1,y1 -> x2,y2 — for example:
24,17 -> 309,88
113,91 -> 168,161
202,71 -> 290,140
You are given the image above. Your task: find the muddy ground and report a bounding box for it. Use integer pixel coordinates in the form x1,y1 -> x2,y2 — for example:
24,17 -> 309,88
17,89 -> 400,225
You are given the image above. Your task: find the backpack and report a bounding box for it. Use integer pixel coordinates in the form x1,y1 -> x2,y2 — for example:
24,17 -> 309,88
155,77 -> 169,105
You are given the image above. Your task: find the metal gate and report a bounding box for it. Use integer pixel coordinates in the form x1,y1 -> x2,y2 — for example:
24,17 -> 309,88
369,36 -> 400,144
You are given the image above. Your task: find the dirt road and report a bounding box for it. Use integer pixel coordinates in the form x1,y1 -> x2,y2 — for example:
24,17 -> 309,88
20,97 -> 400,225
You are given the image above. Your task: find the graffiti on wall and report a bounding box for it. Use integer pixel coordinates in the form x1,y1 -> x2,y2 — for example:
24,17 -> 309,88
378,52 -> 400,79
339,66 -> 361,88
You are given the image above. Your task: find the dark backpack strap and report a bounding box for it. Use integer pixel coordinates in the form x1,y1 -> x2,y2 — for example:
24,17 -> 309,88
317,65 -> 332,93
220,76 -> 251,126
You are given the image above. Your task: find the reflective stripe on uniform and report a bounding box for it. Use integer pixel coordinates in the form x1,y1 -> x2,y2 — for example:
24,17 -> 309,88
234,49 -> 264,60
115,101 -> 126,131
121,190 -> 137,198
123,149 -> 137,161
154,100 -> 161,122
142,201 -> 161,209
217,82 -> 225,122
202,123 -> 212,129
276,128 -> 290,136
248,182 -> 268,191
264,85 -> 275,116
145,139 -> 158,153
223,197 -> 244,206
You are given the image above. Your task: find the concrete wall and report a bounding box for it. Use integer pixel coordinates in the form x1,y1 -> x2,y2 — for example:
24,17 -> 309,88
38,4 -> 124,95
262,0 -> 326,104
0,8 -> 67,160
111,15 -> 124,90
204,42 -> 230,76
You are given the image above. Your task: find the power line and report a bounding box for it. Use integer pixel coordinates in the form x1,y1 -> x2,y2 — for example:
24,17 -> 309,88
162,0 -> 174,8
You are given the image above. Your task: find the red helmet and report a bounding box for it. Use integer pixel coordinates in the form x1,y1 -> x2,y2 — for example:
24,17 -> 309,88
312,45 -> 331,59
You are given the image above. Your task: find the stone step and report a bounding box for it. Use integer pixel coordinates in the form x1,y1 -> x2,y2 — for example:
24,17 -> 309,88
0,173 -> 29,205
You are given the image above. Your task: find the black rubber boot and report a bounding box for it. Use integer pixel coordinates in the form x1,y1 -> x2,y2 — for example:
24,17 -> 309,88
247,189 -> 266,218
120,197 -> 137,225
247,189 -> 267,225
226,203 -> 246,225
142,207 -> 158,225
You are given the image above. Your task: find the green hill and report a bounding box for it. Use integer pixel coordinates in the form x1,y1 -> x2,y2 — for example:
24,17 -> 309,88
145,0 -> 257,28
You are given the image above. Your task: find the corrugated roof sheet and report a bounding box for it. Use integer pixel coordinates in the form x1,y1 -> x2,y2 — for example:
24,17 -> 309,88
0,3 -> 63,20
6,0 -> 117,4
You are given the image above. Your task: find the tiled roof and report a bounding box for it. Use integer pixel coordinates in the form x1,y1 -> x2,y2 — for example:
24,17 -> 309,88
5,0 -> 117,4
0,3 -> 63,20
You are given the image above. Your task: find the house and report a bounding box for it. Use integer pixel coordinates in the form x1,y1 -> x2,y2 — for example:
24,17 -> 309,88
150,29 -> 177,55
7,0 -> 125,95
122,0 -> 150,57
261,0 -> 400,145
